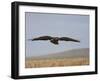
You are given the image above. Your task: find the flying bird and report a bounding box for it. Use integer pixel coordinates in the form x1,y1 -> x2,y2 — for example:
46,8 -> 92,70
29,36 -> 80,45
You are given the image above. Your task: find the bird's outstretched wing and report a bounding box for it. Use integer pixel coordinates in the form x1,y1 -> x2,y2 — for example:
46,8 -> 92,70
59,37 -> 80,42
31,36 -> 52,41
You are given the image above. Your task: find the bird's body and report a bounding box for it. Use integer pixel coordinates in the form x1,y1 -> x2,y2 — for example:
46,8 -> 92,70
50,37 -> 59,45
30,36 -> 80,45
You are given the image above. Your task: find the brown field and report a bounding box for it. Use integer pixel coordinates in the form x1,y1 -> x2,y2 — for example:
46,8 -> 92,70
25,57 -> 89,68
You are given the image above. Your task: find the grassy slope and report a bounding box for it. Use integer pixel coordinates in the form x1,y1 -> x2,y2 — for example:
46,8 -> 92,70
25,48 -> 89,68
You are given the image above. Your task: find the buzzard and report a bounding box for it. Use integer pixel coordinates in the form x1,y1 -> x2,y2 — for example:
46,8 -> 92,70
30,36 -> 80,45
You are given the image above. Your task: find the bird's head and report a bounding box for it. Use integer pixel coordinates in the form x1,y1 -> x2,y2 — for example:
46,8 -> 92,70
54,37 -> 59,40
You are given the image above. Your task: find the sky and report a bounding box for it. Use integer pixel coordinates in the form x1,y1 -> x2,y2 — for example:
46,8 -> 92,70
25,12 -> 89,57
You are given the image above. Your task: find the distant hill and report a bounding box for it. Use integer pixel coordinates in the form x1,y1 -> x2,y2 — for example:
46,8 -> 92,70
27,48 -> 89,59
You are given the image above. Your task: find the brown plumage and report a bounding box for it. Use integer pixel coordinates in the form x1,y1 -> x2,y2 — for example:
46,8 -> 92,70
30,36 -> 80,45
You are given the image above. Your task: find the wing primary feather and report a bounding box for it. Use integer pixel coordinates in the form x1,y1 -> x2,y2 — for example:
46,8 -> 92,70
59,37 -> 80,42
31,36 -> 52,41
